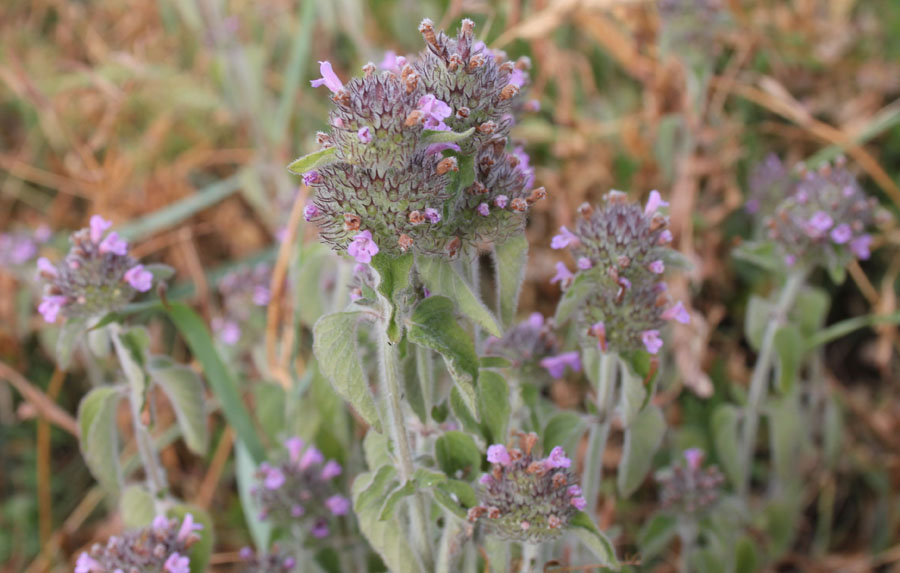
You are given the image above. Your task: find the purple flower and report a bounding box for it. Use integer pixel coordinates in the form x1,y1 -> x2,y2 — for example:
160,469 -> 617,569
98,231 -> 128,256
310,61 -> 343,93
576,257 -> 593,270
784,254 -> 796,267
11,238 -> 36,264
567,485 -> 582,497
380,51 -> 407,74
513,146 -> 535,188
425,142 -> 461,155
285,438 -> 304,464
487,444 -> 512,466
302,171 -> 320,186
659,229 -> 673,244
805,211 -> 834,237
321,460 -> 342,480
264,467 -> 286,490
509,68 -> 527,88
239,546 -> 254,560
539,351 -> 581,378
283,557 -> 297,569
357,126 -> 373,144
291,504 -> 305,517
479,474 -> 494,485
252,286 -> 270,306
311,519 -> 330,538
38,295 -> 66,323
494,195 -> 509,209
528,312 -> 544,328
34,224 -> 51,243
36,257 -> 57,279
124,265 -> 153,292
300,446 -> 324,470
177,513 -> 203,543
550,226 -> 578,249
163,552 -> 190,573
641,330 -> 663,354
544,446 -> 572,469
683,448 -> 704,471
325,495 -> 350,516
152,515 -> 170,532
830,224 -> 852,244
570,496 -> 587,510
347,230 -> 379,264
303,203 -> 320,221
75,553 -> 102,573
424,208 -> 441,224
661,301 -> 690,324
549,262 -> 573,286
417,94 -> 452,131
850,234 -> 872,259
644,190 -> 669,215
648,260 -> 665,274
89,215 -> 112,243
477,202 -> 490,217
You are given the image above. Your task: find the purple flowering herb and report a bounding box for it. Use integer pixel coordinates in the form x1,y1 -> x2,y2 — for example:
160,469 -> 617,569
648,259 -> 665,274
124,265 -> 153,292
417,94 -> 452,131
805,211 -> 834,237
830,223 -> 852,244
641,329 -> 663,354
163,553 -> 190,573
549,262 -> 573,287
486,444 -> 512,466
477,202 -> 490,216
299,446 -> 325,470
357,126 -> 373,144
661,301 -> 690,324
321,460 -> 342,480
176,513 -> 203,543
539,351 -> 581,378
576,257 -> 593,270
550,226 -> 578,249
850,234 -> 871,259
310,61 -> 343,93
89,215 -> 112,243
346,230 -> 379,264
325,495 -> 350,516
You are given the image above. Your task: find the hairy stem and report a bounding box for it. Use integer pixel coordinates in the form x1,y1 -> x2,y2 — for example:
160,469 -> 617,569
677,517 -> 698,573
519,543 -> 538,573
738,271 -> 806,495
581,352 -> 617,517
378,327 -> 434,568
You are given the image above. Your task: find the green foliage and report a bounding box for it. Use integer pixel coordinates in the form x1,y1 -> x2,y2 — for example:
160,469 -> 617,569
435,431 -> 481,480
168,505 -> 214,573
120,484 -> 156,528
371,252 -> 414,341
617,405 -> 666,497
493,235 -> 529,327
637,513 -> 677,561
235,440 -> 271,551
415,255 -> 502,337
56,318 -> 86,370
77,386 -> 124,496
421,127 -> 475,144
407,296 -> 480,388
286,146 -> 338,174
711,404 -> 742,487
477,370 -> 510,445
148,356 -> 209,456
542,412 -> 585,454
569,511 -> 620,569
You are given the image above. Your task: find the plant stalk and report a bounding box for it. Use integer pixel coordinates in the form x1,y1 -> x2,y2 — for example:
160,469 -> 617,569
519,543 -> 538,573
738,270 -> 806,495
581,352 -> 617,518
378,327 -> 434,569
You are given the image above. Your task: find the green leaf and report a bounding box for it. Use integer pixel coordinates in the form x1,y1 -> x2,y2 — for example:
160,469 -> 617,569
422,127 -> 475,144
415,256 -> 502,337
449,386 -> 480,436
478,370 -> 510,445
114,326 -> 151,411
353,467 -> 424,573
637,513 -> 677,560
806,310 -> 900,350
732,241 -> 779,271
363,430 -> 393,470
120,484 -> 156,528
493,235 -> 528,327
235,440 -> 271,551
480,356 -> 511,369
147,356 -> 209,455
792,286 -> 830,337
773,324 -> 804,393
457,153 -> 477,192
735,535 -> 759,573
619,365 -> 648,427
56,318 -> 86,370
617,405 -> 665,497
744,295 -> 773,351
379,480 -> 415,521
312,311 -> 382,432
293,245 -> 331,327
413,468 -> 449,488
569,511 -> 620,569
435,431 -> 481,479
165,302 -> 265,462
711,404 -> 741,487
144,263 -> 175,282
408,295 -> 480,389
77,386 -> 124,496
371,252 -> 415,341
87,326 -> 111,359
554,271 -> 594,324
769,393 -> 805,484
542,412 -> 585,453
286,146 -> 337,174
253,383 -> 287,444
403,348 -> 428,424
168,505 -> 214,573
823,394 -> 844,470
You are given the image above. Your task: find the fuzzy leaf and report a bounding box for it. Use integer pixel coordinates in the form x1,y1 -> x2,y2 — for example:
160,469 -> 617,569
773,324 -> 804,394
313,311 -> 382,432
235,440 -> 271,551
477,370 -> 510,445
353,467 -> 423,573
570,511 -> 620,569
493,235 -> 529,327
744,295 -> 774,351
619,366 -> 648,427
144,263 -> 176,281
378,479 -> 415,521
542,412 -> 585,454
637,513 -> 677,560
554,271 -> 594,324
823,394 -> 844,470
408,295 -> 480,389
120,484 -> 156,528
422,127 -> 475,144
168,505 -> 214,573
403,347 -> 428,424
148,356 -> 209,455
480,356 -> 511,369
56,318 -> 86,370
371,252 -> 414,341
77,386 -> 124,496
449,386 -> 480,436
287,146 -> 337,174
617,405 -> 665,497
711,404 -> 742,487
792,286 -> 830,337
415,256 -> 502,337
769,393 -> 805,484
435,431 -> 481,480
732,240 -> 779,271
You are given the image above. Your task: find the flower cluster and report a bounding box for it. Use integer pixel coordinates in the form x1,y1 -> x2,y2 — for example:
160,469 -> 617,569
74,513 -> 203,573
238,545 -> 297,572
211,263 -> 271,346
484,313 -> 563,378
552,191 -> 689,355
763,158 -> 879,269
301,18 -> 542,262
36,216 -> 154,324
253,437 -> 350,540
0,225 -> 50,268
656,448 -> 725,515
468,433 -> 586,543
746,154 -> 793,218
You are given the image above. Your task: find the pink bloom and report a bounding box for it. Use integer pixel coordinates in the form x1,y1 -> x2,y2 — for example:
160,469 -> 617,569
37,257 -> 57,278
684,448 -> 704,470
216,319 -> 241,345
310,61 -> 343,93
124,265 -> 153,292
379,51 -> 407,74
644,190 -> 669,215
325,495 -> 350,516
38,295 -> 66,323
303,203 -> 319,221
98,231 -> 128,256
347,230 -> 379,264
417,94 -> 452,131
479,474 -> 494,485
300,446 -> 324,470
311,519 -> 330,538
659,229 -> 673,244
509,68 -> 527,88
357,126 -> 373,144
512,146 -> 535,188
285,437 -> 305,463
291,504 -> 305,517
850,234 -> 872,259
321,460 -> 342,480
527,312 -> 544,328
425,142 -> 461,155
641,330 -> 663,354
34,224 -> 52,243
477,202 -> 490,216
302,171 -> 320,186
493,195 -> 509,209
75,553 -> 102,573
89,215 -> 112,243
571,496 -> 587,510
253,286 -> 270,306
576,257 -> 592,270
550,226 -> 578,249
264,467 -> 286,490
567,485 -> 582,497
524,99 -> 541,112
544,446 -> 572,469
805,211 -> 834,237
830,223 -> 852,244
177,513 -> 203,542
487,444 -> 511,466
784,254 -> 796,267
662,301 -> 690,324
164,552 -> 190,573
152,515 -> 170,532
424,208 -> 441,224
549,262 -> 573,286
648,260 -> 665,274
539,351 -> 581,378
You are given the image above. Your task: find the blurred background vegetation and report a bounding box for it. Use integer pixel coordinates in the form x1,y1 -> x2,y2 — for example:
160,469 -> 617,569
2,0 -> 900,570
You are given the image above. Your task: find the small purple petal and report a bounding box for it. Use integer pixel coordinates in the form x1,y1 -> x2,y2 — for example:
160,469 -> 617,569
302,171 -> 320,186
89,215 -> 112,243
424,208 -> 441,224
285,438 -> 305,463
347,230 -> 379,264
176,513 -> 203,542
830,223 -> 852,244
550,226 -> 578,249
124,264 -> 153,292
357,126 -> 373,144
571,496 -> 587,510
300,446 -> 324,470
644,190 -> 669,215
477,202 -> 490,217
264,467 -> 286,490
325,495 -> 350,516
321,460 -> 342,480
539,351 -> 581,378
486,444 -> 511,466
577,257 -> 592,270
493,195 -> 509,209
37,257 -> 57,278
310,61 -> 343,93
98,231 -> 128,256
683,448 -> 704,470
648,260 -> 665,274
850,234 -> 872,259
641,330 -> 663,354
310,519 -> 330,538
163,552 -> 190,573
661,301 -> 690,324
38,295 -> 66,323
544,446 -> 572,469
303,203 -> 320,221
549,262 -> 573,286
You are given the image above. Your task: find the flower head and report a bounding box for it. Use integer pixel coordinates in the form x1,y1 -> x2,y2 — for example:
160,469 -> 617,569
656,448 -> 724,515
73,515 -> 201,572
